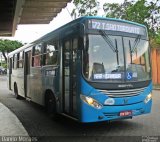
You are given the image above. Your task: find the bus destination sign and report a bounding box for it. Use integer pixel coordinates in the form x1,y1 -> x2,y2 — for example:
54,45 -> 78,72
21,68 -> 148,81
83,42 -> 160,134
88,19 -> 146,35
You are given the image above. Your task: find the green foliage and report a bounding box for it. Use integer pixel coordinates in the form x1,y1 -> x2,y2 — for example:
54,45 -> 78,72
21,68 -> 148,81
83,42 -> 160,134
150,32 -> 160,48
0,39 -> 23,52
103,0 -> 150,24
156,34 -> 160,44
126,0 -> 150,24
1,63 -> 7,69
71,0 -> 100,18
155,32 -> 160,45
103,0 -> 132,19
0,39 -> 23,62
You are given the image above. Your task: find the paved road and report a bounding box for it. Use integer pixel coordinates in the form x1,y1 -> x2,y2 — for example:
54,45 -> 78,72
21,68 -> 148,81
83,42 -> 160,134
0,75 -> 160,142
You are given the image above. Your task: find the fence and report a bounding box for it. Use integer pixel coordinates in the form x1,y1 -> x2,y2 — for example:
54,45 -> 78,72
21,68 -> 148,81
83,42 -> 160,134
151,48 -> 160,85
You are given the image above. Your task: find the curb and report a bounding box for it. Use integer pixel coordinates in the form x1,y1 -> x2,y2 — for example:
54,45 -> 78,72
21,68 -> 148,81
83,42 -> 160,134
0,102 -> 29,136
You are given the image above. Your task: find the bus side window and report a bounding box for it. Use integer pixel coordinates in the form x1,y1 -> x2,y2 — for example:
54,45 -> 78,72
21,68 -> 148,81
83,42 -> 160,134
8,57 -> 12,71
43,40 -> 58,66
32,44 -> 43,67
17,52 -> 24,68
12,56 -> 14,69
7,57 -> 10,69
13,54 -> 17,69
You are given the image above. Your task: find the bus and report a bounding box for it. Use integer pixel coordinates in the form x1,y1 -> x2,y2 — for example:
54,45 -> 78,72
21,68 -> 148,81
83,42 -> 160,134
7,16 -> 152,123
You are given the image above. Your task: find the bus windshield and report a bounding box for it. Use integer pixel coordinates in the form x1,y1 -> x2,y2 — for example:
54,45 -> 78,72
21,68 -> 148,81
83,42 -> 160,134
83,34 -> 151,82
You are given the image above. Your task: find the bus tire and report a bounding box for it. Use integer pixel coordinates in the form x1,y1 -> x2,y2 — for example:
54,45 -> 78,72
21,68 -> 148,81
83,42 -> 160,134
45,92 -> 57,118
14,83 -> 20,99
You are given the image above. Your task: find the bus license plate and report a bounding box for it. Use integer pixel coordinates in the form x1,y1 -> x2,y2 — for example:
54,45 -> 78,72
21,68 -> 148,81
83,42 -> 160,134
119,111 -> 132,117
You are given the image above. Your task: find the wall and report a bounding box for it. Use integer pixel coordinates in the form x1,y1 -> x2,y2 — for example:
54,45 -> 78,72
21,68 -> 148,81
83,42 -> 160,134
151,48 -> 160,85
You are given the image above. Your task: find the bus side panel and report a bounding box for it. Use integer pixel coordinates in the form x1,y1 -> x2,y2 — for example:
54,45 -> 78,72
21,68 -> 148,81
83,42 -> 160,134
27,66 -> 59,107
28,67 -> 44,105
11,69 -> 25,97
11,74 -> 14,91
42,66 -> 59,106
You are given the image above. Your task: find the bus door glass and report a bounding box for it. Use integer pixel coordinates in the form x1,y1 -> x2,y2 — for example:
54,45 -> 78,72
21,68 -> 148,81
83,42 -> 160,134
72,38 -> 78,116
62,37 -> 78,116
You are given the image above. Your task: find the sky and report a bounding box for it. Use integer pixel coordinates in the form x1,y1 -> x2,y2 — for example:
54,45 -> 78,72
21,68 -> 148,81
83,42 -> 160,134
0,0 -> 124,43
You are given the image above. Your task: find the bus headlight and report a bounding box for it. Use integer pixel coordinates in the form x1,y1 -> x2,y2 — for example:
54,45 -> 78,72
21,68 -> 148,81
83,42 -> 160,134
144,93 -> 152,104
80,95 -> 103,109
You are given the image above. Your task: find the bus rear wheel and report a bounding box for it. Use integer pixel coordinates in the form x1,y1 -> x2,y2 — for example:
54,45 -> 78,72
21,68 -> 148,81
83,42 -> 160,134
14,84 -> 20,99
45,92 -> 57,118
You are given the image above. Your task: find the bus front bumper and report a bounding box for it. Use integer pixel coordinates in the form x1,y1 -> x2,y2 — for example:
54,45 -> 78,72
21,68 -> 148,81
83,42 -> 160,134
80,99 -> 152,123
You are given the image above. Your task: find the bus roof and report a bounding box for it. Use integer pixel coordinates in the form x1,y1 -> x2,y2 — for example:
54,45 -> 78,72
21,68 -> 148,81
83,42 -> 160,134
80,16 -> 146,28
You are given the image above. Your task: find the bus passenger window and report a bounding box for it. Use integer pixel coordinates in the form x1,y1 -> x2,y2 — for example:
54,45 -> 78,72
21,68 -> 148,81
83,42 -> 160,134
17,52 -> 24,68
13,54 -> 17,69
43,40 -> 58,66
12,56 -> 14,69
32,44 -> 43,67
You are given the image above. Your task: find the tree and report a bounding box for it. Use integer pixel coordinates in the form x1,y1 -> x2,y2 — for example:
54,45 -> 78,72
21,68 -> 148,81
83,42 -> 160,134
103,0 -> 132,19
71,0 -> 100,18
0,39 -> 23,62
156,32 -> 160,44
147,0 -> 160,36
150,31 -> 160,48
103,0 -> 149,23
126,0 -> 150,24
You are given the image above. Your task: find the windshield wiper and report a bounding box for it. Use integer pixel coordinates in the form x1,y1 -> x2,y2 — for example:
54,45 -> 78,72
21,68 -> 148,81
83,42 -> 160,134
129,40 -> 132,63
131,35 -> 141,53
99,30 -> 119,65
129,35 -> 141,63
99,30 -> 117,53
115,39 -> 119,65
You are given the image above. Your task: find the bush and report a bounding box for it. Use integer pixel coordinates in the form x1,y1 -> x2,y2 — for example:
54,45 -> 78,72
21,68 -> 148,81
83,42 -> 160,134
0,63 -> 7,69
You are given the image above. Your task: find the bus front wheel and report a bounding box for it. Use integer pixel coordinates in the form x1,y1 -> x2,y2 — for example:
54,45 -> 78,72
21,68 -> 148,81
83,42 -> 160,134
45,92 -> 57,118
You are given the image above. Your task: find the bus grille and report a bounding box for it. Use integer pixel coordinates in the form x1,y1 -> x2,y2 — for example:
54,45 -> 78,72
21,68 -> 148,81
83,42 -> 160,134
98,87 -> 147,98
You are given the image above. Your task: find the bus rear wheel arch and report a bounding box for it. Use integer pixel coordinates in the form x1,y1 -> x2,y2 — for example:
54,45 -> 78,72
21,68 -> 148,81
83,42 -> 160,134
45,90 -> 57,118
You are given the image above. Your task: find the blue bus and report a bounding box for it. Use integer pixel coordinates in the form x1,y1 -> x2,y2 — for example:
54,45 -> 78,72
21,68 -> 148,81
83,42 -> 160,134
7,16 -> 152,123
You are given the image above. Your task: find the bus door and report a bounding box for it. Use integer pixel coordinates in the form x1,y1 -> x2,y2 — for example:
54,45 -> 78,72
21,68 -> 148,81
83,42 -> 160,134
62,37 -> 78,116
24,51 -> 31,98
